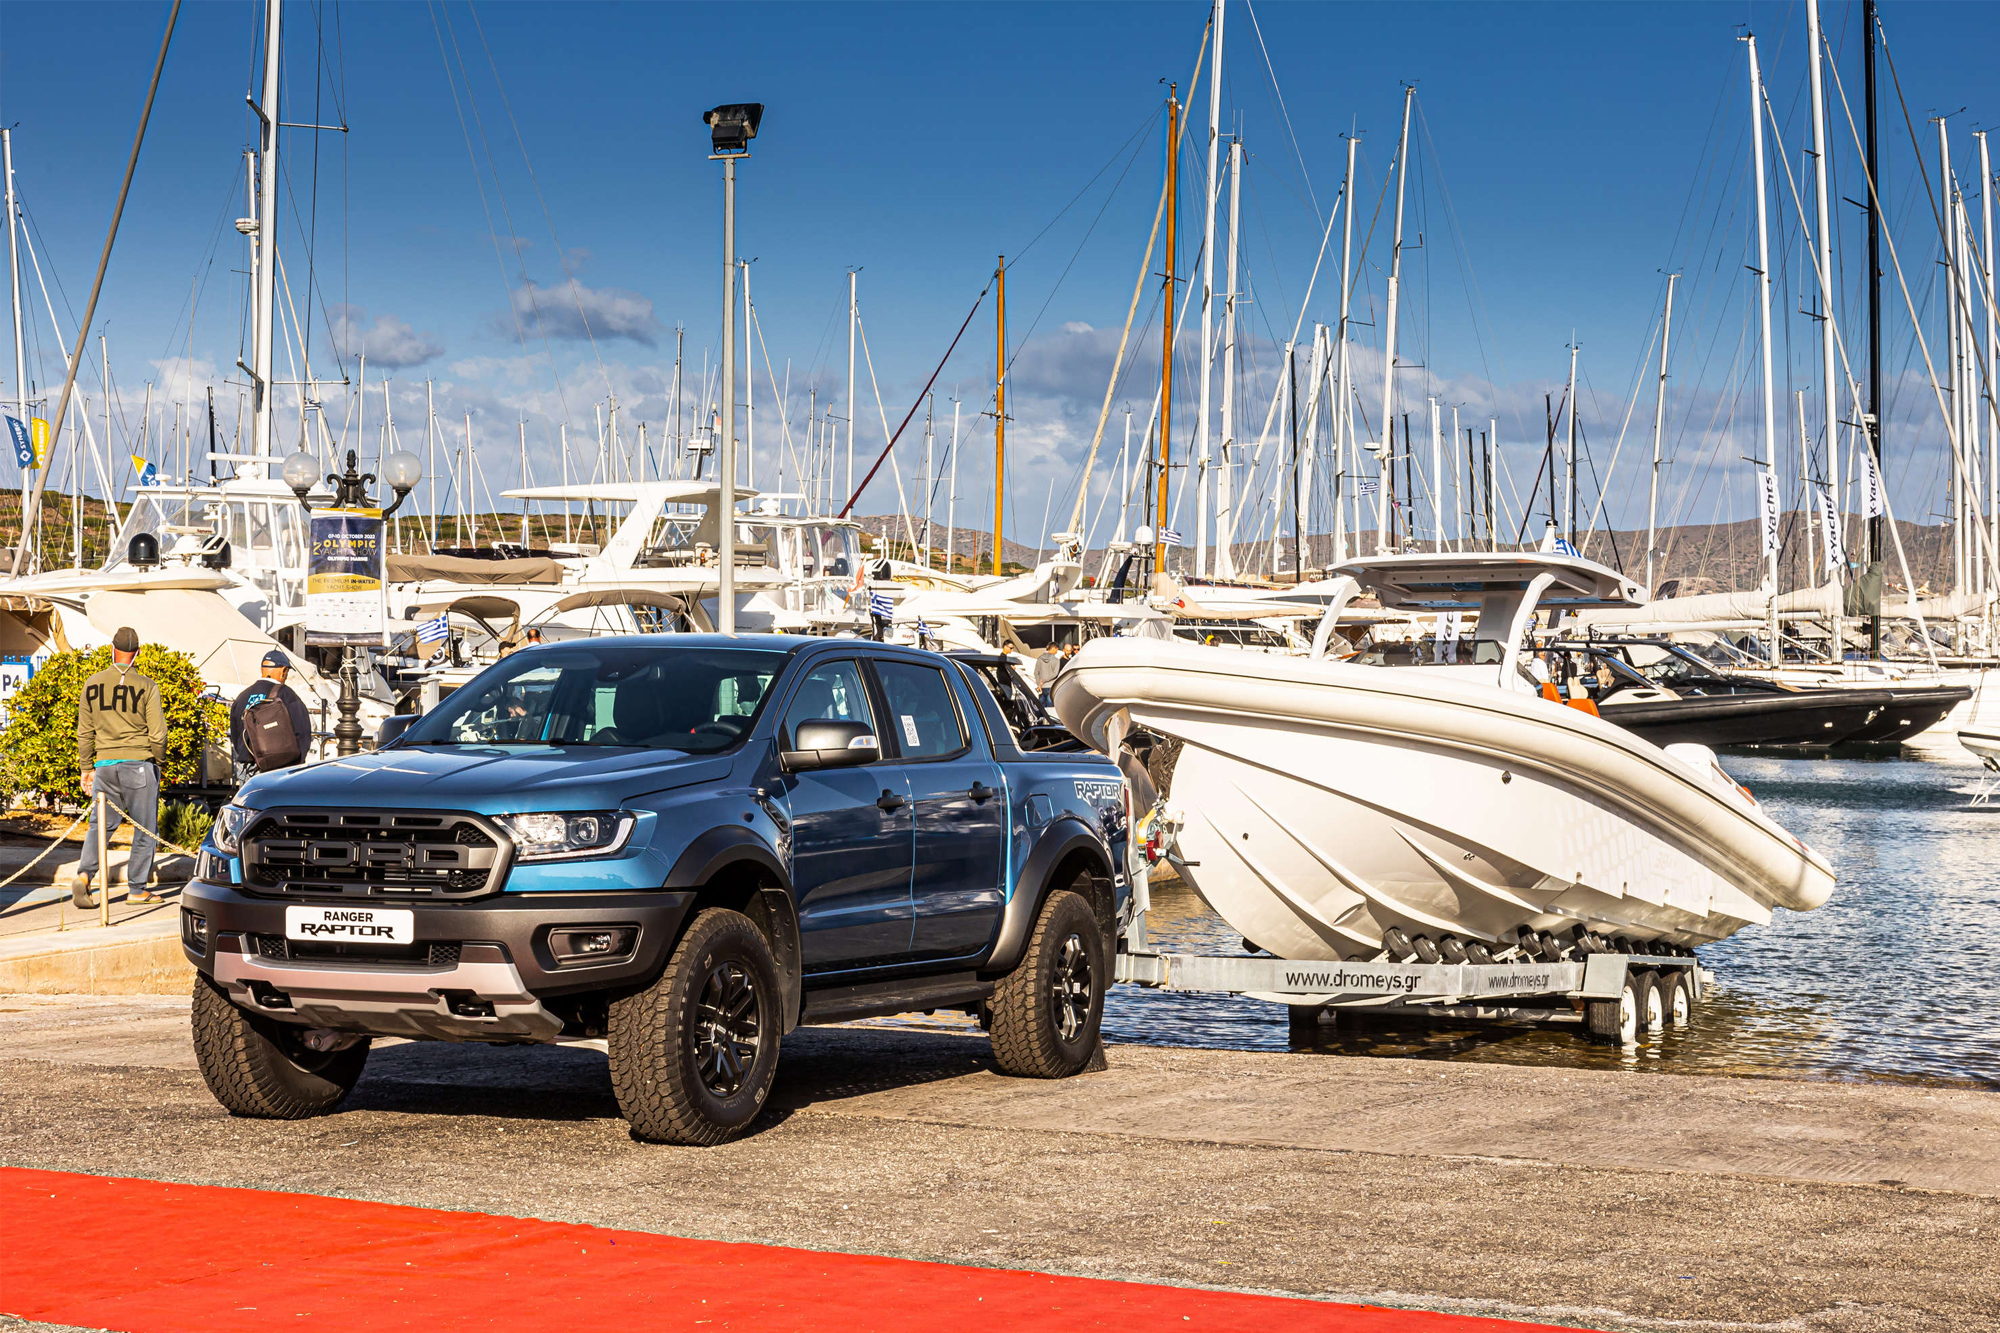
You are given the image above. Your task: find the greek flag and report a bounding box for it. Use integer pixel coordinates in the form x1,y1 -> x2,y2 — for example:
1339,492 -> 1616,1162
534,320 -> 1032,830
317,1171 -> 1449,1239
869,592 -> 894,620
1160,528 -> 1183,548
417,613 -> 450,644
1358,480 -> 1379,496
1552,536 -> 1580,558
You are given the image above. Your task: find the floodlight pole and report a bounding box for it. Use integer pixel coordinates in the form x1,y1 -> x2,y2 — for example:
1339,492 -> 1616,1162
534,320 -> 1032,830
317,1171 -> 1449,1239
719,153 -> 737,634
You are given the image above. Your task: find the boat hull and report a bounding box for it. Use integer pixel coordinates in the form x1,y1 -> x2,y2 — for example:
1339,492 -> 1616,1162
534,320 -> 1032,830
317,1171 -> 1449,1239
1053,640 -> 1835,962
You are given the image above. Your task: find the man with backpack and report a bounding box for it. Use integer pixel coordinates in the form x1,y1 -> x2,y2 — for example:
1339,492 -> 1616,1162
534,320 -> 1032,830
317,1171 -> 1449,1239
230,649 -> 313,780
73,627 -> 168,909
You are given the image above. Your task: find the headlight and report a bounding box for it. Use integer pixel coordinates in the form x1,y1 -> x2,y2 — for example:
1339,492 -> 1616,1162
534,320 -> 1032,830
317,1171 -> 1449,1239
494,811 -> 630,862
212,803 -> 252,855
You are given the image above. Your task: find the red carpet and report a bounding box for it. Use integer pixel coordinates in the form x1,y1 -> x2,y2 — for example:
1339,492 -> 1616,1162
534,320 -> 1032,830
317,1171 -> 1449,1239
0,1168 -> 1587,1332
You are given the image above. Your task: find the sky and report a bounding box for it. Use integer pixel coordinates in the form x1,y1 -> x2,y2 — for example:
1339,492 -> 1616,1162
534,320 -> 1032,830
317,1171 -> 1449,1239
0,1 -> 1996,572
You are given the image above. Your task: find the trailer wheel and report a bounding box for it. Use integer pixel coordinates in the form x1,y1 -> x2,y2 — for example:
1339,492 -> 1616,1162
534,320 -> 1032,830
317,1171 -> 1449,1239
1633,969 -> 1665,1034
1658,970 -> 1692,1027
191,975 -> 369,1119
1586,968 -> 1643,1045
990,889 -> 1104,1078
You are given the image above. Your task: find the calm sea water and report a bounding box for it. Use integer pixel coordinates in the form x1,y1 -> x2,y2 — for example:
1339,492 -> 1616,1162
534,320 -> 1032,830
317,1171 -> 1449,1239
1089,750 -> 2000,1088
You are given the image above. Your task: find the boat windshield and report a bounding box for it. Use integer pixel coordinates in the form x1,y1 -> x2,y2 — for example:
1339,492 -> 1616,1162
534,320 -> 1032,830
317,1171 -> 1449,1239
399,644 -> 787,751
105,492 -> 219,570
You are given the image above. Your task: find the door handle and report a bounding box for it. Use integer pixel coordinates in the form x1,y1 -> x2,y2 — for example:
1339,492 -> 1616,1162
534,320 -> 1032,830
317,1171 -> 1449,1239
876,790 -> 907,812
967,781 -> 996,804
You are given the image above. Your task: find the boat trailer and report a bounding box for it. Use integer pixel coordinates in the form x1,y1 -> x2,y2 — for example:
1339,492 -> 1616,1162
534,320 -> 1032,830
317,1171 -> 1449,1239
1113,871 -> 1710,1047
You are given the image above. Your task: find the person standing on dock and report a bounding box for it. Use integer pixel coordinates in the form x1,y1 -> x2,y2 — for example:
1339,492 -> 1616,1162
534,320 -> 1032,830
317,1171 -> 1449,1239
229,650 -> 312,779
73,627 -> 167,909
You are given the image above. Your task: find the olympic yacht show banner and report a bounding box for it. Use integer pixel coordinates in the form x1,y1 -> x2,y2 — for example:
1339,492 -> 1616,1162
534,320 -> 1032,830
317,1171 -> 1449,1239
307,508 -> 386,644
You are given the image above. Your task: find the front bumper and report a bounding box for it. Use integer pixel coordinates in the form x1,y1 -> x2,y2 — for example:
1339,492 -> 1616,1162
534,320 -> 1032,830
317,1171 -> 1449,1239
181,880 -> 694,1043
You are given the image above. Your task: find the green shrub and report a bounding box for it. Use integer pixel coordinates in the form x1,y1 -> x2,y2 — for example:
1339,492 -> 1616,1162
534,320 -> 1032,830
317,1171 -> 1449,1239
1,646 -> 229,810
157,799 -> 216,852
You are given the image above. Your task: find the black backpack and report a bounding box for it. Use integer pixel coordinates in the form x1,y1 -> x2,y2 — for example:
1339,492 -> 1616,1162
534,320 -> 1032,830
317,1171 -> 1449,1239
244,690 -> 302,770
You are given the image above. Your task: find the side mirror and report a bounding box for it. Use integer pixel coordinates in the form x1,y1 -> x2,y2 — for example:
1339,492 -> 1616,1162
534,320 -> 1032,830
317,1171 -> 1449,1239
375,715 -> 420,749
781,718 -> 879,771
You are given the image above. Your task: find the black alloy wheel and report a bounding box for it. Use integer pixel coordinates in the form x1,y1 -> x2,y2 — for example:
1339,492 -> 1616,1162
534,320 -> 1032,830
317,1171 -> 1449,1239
693,960 -> 762,1097
1049,931 -> 1095,1044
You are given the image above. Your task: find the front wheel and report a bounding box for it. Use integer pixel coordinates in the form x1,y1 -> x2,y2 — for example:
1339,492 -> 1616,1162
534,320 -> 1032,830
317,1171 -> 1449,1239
608,907 -> 781,1146
990,888 -> 1104,1078
191,976 -> 369,1119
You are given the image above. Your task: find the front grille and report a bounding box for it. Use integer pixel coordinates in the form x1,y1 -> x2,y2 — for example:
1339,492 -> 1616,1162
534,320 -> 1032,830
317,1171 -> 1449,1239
242,809 -> 508,899
252,935 -> 463,967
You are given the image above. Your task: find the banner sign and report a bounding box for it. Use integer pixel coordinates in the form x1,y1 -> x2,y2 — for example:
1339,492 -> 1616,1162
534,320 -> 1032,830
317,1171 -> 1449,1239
4,416 -> 28,469
1860,449 -> 1885,520
28,417 -> 49,468
1815,485 -> 1844,584
307,508 -> 386,644
1756,467 -> 1781,558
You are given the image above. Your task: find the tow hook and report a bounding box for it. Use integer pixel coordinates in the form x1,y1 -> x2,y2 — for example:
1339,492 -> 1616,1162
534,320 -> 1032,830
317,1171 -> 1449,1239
300,1029 -> 365,1053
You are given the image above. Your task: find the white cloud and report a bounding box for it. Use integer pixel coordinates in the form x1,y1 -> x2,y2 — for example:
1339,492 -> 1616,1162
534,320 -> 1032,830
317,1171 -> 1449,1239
503,279 -> 660,347
331,307 -> 443,369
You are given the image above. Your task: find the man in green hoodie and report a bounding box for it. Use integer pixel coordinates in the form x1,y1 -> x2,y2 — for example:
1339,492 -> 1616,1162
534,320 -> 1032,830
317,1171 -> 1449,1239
73,627 -> 167,908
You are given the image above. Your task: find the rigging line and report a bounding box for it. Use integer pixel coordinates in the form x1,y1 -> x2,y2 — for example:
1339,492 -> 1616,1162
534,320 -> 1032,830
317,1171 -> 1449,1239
1580,294 -> 1666,546
440,1 -> 568,422
837,282 -> 989,519
1007,111 -> 1152,371
465,1 -> 609,403
1010,104 -> 1162,270
1241,0 -> 1319,224
424,0 -> 563,431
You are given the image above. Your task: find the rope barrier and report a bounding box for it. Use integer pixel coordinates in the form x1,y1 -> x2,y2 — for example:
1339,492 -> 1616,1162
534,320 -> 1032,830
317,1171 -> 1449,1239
0,812 -> 90,892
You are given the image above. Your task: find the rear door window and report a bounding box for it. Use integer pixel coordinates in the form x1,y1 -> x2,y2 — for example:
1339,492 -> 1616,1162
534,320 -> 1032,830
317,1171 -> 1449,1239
874,660 -> 967,759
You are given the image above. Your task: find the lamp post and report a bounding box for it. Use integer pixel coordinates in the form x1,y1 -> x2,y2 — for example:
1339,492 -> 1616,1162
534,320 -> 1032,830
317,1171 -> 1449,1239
704,102 -> 762,636
286,447 -> 422,755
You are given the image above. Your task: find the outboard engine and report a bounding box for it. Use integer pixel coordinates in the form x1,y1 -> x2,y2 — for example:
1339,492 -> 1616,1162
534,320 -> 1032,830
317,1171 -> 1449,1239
127,533 -> 161,569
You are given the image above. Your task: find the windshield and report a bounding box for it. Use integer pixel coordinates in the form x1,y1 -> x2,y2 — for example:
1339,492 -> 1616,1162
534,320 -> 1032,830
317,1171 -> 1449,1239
400,644 -> 788,751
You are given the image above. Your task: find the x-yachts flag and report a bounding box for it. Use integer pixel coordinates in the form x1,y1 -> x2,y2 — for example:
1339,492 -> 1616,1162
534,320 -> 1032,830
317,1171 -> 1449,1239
1757,467 -> 1781,557
4,417 -> 28,469
129,455 -> 157,487
1816,485 -> 1844,582
1861,449 -> 1886,519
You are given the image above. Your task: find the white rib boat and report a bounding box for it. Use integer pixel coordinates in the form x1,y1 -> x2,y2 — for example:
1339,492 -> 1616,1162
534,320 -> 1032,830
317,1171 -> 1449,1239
1051,552 -> 1835,961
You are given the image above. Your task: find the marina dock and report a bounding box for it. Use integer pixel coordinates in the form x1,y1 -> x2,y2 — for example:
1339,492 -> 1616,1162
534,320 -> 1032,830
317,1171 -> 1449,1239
2,992 -> 1993,1331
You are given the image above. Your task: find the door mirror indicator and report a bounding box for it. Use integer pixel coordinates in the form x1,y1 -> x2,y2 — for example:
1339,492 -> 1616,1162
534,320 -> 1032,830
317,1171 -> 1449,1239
782,719 -> 880,771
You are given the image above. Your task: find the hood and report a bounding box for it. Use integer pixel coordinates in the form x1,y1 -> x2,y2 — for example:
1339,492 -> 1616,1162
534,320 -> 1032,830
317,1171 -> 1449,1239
238,744 -> 739,814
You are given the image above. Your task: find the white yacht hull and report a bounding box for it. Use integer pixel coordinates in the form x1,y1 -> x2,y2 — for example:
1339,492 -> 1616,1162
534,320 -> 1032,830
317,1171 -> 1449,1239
1053,639 -> 1834,961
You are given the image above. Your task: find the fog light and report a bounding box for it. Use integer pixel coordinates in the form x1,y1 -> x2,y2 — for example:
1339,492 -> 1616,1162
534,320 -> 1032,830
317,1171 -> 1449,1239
548,926 -> 638,964
182,910 -> 208,951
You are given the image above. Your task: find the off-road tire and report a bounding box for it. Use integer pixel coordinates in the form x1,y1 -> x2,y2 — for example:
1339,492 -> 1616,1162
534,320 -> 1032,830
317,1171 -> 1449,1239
608,907 -> 781,1146
990,888 -> 1104,1078
190,975 -> 369,1118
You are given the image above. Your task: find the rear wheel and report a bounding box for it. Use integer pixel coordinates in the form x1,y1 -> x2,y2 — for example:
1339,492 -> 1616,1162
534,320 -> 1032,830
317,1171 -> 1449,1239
1585,968 -> 1646,1045
609,907 -> 781,1146
1633,969 -> 1665,1034
990,889 -> 1104,1078
191,975 -> 369,1119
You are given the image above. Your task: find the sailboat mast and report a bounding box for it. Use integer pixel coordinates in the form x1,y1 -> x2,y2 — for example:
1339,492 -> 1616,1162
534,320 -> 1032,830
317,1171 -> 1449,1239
846,269 -> 857,505
1216,135 -> 1243,578
1564,343 -> 1579,545
993,255 -> 1007,576
1980,129 -> 1998,638
250,0 -> 281,466
1195,0 -> 1224,580
1806,0 -> 1841,592
1156,87 -> 1180,576
1646,272 -> 1677,594
947,395 -> 959,573
1864,0 -> 1885,656
4,130 -> 27,547
1335,132 -> 1357,558
1376,86 -> 1415,553
1745,31 -> 1780,665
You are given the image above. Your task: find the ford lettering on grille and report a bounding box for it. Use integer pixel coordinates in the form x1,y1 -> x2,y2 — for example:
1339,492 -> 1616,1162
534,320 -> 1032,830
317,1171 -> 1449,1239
243,809 -> 508,898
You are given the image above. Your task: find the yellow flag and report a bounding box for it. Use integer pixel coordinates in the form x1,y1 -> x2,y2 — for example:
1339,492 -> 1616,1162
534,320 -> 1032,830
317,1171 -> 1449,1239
28,417 -> 48,468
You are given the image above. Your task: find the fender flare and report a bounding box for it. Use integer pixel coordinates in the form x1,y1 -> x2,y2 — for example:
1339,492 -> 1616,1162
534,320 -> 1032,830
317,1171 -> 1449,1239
984,817 -> 1113,975
663,826 -> 803,1031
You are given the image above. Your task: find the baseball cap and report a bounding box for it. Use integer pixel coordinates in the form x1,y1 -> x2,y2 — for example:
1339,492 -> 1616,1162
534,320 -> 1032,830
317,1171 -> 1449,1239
112,627 -> 140,653
262,649 -> 291,669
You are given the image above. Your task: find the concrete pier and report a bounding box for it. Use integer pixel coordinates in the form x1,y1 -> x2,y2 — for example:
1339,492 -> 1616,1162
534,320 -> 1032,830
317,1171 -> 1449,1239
0,993 -> 1993,1331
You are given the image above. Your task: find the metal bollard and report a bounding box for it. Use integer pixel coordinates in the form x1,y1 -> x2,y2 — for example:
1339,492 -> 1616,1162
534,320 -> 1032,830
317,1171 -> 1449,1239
95,786 -> 109,929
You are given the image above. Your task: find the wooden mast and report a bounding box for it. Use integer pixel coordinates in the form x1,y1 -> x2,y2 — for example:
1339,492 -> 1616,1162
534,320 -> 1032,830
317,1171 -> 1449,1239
993,255 -> 1006,575
1156,86 -> 1180,575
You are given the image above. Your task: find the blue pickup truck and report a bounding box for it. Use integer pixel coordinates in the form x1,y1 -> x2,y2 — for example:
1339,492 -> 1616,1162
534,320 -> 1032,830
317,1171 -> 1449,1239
179,635 -> 1130,1144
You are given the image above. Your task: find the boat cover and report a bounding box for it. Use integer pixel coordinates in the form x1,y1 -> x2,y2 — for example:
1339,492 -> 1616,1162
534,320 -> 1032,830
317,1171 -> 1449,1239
386,553 -> 564,585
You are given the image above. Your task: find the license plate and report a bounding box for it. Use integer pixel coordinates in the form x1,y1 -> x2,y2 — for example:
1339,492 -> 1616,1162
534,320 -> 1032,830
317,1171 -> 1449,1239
284,905 -> 414,945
